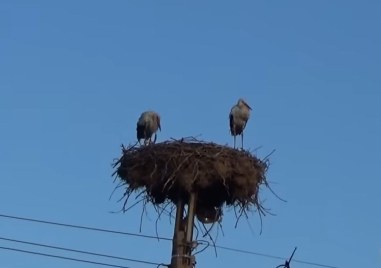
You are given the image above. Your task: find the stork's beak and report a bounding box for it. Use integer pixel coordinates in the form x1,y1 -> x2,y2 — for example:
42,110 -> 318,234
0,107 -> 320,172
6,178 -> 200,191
244,101 -> 252,110
156,115 -> 161,131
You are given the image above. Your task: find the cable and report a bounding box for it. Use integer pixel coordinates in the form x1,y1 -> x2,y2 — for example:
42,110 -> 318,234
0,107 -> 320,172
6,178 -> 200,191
0,213 -> 338,268
213,244 -> 286,260
0,213 -> 171,241
0,246 -> 131,268
211,245 -> 338,268
0,236 -> 163,267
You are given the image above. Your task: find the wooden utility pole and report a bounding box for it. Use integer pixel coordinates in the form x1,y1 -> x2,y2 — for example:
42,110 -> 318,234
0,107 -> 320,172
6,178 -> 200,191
170,193 -> 197,268
171,199 -> 186,268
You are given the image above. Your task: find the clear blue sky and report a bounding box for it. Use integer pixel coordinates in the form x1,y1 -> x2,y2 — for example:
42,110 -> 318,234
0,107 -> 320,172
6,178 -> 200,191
1,1 -> 380,267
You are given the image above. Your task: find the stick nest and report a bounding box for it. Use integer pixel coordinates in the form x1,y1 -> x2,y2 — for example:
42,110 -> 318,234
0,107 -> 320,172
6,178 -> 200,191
113,138 -> 269,222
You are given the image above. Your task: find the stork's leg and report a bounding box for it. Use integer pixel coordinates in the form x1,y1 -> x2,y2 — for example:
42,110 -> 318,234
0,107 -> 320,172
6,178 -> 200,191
233,136 -> 236,149
241,132 -> 244,150
153,133 -> 157,144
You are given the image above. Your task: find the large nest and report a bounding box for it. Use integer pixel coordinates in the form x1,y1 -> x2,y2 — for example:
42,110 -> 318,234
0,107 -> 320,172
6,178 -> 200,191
113,138 -> 270,223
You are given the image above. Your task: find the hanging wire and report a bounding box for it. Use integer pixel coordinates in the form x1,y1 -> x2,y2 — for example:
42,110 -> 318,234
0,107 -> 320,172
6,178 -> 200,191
0,246 -> 132,268
0,236 -> 163,266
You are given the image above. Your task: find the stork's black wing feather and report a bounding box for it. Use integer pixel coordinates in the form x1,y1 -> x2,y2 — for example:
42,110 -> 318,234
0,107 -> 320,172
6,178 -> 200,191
229,113 -> 235,135
136,123 -> 145,140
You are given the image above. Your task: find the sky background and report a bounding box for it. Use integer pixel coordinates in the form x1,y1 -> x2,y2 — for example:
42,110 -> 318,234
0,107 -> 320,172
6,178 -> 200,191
1,1 -> 380,268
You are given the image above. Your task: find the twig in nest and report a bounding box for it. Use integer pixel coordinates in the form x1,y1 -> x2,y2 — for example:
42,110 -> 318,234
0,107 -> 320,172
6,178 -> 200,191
217,221 -> 225,238
123,191 -> 146,213
200,222 -> 218,257
139,197 -> 149,233
154,202 -> 172,241
193,240 -> 210,256
265,180 -> 287,203
234,204 -> 246,228
109,181 -> 125,201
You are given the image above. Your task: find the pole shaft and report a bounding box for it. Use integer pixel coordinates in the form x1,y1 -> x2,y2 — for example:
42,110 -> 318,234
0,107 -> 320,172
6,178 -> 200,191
171,199 -> 185,268
185,192 -> 197,267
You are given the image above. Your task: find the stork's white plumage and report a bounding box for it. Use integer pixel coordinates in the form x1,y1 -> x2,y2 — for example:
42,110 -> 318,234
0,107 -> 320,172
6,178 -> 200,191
229,98 -> 252,149
136,111 -> 161,145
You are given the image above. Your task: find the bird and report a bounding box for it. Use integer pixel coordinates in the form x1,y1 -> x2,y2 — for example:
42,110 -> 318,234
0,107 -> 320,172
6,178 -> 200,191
229,98 -> 252,149
136,111 -> 161,145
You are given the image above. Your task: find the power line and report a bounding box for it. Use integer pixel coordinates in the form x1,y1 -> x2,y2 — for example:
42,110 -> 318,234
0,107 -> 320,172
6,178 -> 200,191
0,246 -> 131,268
213,244 -> 286,261
0,236 -> 164,267
0,213 -> 171,241
0,213 -> 338,268
212,245 -> 338,268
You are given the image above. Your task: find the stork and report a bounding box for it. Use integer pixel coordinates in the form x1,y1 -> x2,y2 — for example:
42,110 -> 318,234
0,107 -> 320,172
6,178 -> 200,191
136,111 -> 161,145
229,98 -> 252,149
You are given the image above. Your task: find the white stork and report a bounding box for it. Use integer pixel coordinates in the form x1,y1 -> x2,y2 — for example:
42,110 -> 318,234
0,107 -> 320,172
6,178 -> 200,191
136,111 -> 161,145
229,98 -> 252,149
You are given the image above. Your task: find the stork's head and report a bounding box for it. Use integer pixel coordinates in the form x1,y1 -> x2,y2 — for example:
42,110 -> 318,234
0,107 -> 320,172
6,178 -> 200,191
237,98 -> 252,110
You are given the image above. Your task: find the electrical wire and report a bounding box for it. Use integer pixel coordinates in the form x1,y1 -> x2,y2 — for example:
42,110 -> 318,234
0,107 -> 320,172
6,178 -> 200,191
0,213 -> 338,268
0,246 -> 132,268
0,236 -> 163,267
0,213 -> 171,241
210,245 -> 338,268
